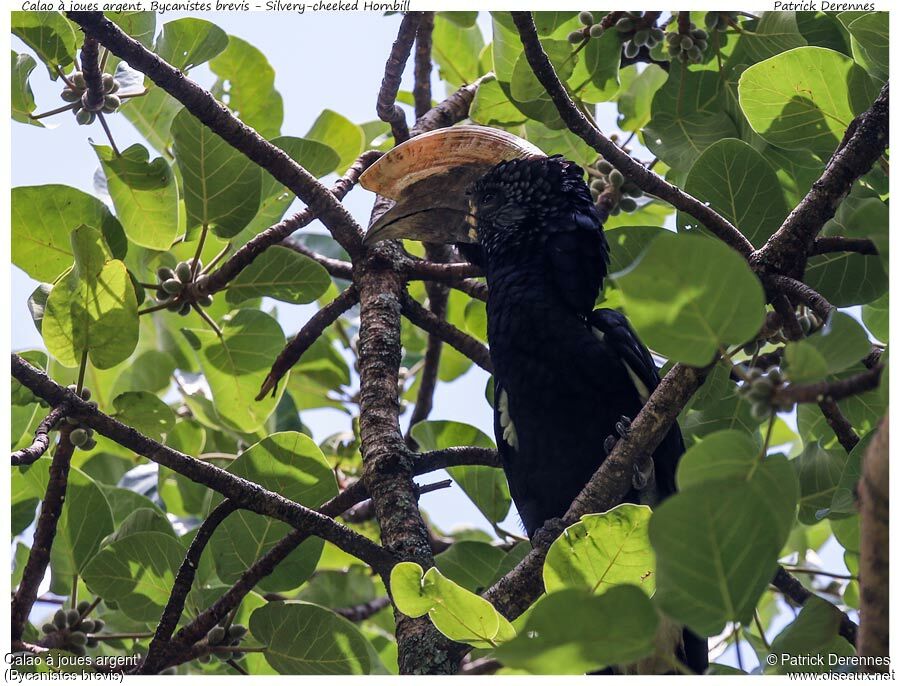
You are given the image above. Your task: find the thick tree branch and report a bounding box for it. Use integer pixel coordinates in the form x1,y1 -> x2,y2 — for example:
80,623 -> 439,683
413,13 -> 434,120
400,293 -> 493,373
11,404 -> 67,466
405,260 -> 484,281
818,397 -> 860,453
11,427 -> 75,642
509,12 -> 754,258
774,365 -> 882,405
377,13 -> 423,143
858,417 -> 889,667
411,78 -> 483,137
11,354 -> 395,574
257,286 -> 359,400
67,11 -> 367,257
764,274 -> 835,323
771,567 -> 858,646
752,82 -> 889,277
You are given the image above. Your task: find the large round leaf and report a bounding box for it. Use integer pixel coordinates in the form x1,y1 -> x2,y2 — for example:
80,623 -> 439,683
614,232 -> 766,366
208,432 -> 337,592
225,246 -> 330,306
249,601 -> 371,675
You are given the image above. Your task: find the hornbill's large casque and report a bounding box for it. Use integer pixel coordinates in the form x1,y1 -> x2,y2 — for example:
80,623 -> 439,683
360,126 -> 707,674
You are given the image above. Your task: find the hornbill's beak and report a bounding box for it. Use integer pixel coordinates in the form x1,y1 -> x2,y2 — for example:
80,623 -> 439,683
359,125 -> 544,245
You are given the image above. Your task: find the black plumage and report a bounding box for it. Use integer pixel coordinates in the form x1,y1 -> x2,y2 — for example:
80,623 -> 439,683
466,155 -> 706,674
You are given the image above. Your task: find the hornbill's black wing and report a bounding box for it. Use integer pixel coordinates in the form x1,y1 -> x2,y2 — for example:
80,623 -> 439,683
588,307 -> 681,499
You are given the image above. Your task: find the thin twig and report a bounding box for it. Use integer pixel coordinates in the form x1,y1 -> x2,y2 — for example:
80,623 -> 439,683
334,596 -> 392,622
400,293 -> 493,373
774,365 -> 882,405
817,397 -> 860,452
11,405 -> 68,466
771,566 -> 858,645
812,236 -> 878,255
377,13 -> 423,143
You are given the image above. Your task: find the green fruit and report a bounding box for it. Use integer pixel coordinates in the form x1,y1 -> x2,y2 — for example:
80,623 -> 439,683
667,44 -> 680,58
76,600 -> 92,615
680,35 -> 694,50
79,620 -> 95,633
619,197 -> 637,212
66,416 -> 80,426
768,368 -> 784,384
42,623 -> 56,635
157,267 -> 176,281
609,169 -> 625,188
199,294 -> 214,308
704,12 -> 718,29
650,28 -> 665,42
92,619 -> 104,632
54,609 -> 67,629
70,428 -> 89,447
75,109 -> 95,126
666,31 -> 680,44
189,258 -> 203,272
579,11 -> 594,26
166,300 -> 182,312
80,387 -> 91,400
101,74 -> 116,93
693,28 -> 708,40
742,341 -> 759,356
227,624 -> 248,639
590,179 -> 606,192
69,631 -> 87,646
72,72 -> 86,89
208,626 -> 226,645
69,645 -> 86,657
568,30 -> 585,44
688,46 -> 703,62
86,400 -> 98,411
162,278 -> 184,295
596,160 -> 613,174
623,40 -> 640,59
179,301 -> 192,316
198,654 -> 211,664
633,29 -> 649,46
750,402 -> 771,422
102,94 -> 121,113
66,609 -> 81,627
61,88 -> 80,102
87,637 -> 99,648
175,261 -> 193,283
82,438 -> 97,451
589,24 -> 604,38
615,17 -> 634,32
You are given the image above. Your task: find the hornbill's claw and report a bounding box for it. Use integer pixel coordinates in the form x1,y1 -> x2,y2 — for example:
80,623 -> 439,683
604,416 -> 633,456
632,457 -> 654,491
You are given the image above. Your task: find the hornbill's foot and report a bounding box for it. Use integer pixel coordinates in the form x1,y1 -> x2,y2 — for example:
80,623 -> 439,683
603,416 -> 632,456
632,453 -> 655,491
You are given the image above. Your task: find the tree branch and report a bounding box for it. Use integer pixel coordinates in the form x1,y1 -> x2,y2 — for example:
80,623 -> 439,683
509,11 -> 755,258
11,354 -> 395,574
771,566 -> 858,646
413,13 -> 434,120
11,427 -> 75,642
764,274 -> 835,323
774,365 -> 882,405
411,78 -> 483,137
279,237 -> 354,280
858,417 -> 889,667
335,596 -> 392,623
752,82 -> 889,277
812,236 -> 878,256
817,397 -> 860,453
400,293 -> 493,373
66,11 -> 366,257
377,13 -> 423,144
256,285 -> 359,400
11,404 -> 68,466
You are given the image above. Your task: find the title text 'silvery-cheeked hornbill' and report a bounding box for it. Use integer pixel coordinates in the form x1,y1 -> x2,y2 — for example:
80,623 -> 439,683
359,126 -> 708,674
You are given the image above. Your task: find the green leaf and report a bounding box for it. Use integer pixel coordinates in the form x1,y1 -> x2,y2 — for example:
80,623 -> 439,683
431,14 -> 485,89
11,11 -> 78,78
82,532 -> 186,622
120,85 -> 182,154
155,17 -> 228,70
794,440 -> 847,524
42,226 -> 139,369
645,68 -> 738,172
305,109 -> 365,175
11,51 -> 39,125
804,197 -> 887,307
106,11 -> 156,48
12,185 -> 126,282
470,76 -> 527,127
111,391 -> 176,442
678,139 -> 789,248
738,46 -> 876,158
250,601 -> 371,675
862,292 -> 888,343
767,596 -> 855,674
844,13 -> 888,84
604,225 -> 667,274
524,119 -> 596,167
93,143 -> 179,250
171,107 -> 262,239
22,465 -> 114,583
785,312 -> 872,383
390,562 -> 516,649
570,29 -> 621,103
617,64 -> 667,132
435,541 -> 512,593
111,350 -> 177,397
208,432 -> 337,592
494,586 -> 658,674
226,246 -> 330,306
104,507 -> 176,546
184,309 -> 286,433
830,431 -> 874,518
544,504 -> 656,597
511,40 -> 572,103
797,364 -> 886,446
614,232 -> 766,366
726,11 -> 807,67
210,35 -> 283,138
677,429 -> 763,489
651,446 -> 798,635
410,420 -> 510,524
296,568 -> 376,608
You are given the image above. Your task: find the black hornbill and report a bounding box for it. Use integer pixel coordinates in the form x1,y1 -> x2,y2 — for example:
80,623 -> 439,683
360,126 -> 707,674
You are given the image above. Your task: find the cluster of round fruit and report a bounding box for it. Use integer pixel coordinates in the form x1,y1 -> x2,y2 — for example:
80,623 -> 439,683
567,11 -> 607,43
154,260 -> 213,316
664,24 -> 709,64
64,385 -> 98,451
614,13 -> 666,59
739,366 -> 792,420
198,622 -> 249,663
41,602 -> 105,655
766,311 -> 823,345
588,158 -> 643,215
61,71 -> 122,126
704,11 -> 740,32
